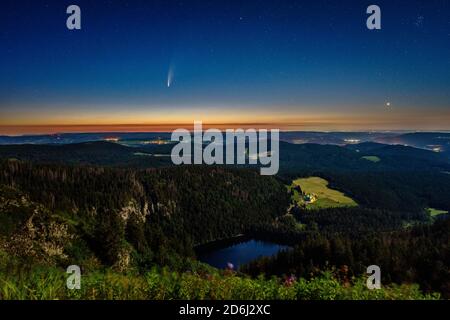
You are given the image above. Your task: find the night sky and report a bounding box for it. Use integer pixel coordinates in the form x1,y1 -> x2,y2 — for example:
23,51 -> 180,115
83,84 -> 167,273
0,0 -> 449,133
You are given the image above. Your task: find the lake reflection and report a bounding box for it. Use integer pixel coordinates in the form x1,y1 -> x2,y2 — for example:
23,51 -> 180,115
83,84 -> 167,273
197,239 -> 290,270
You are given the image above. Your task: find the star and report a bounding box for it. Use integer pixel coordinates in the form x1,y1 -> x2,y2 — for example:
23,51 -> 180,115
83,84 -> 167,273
415,15 -> 424,27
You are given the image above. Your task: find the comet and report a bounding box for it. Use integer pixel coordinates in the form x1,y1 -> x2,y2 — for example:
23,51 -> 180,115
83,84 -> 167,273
167,65 -> 174,88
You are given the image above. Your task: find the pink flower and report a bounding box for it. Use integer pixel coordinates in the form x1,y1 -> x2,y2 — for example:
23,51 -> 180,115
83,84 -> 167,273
284,275 -> 296,287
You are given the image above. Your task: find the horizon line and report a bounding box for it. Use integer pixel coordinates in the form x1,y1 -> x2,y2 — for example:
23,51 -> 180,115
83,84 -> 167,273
1,123 -> 450,137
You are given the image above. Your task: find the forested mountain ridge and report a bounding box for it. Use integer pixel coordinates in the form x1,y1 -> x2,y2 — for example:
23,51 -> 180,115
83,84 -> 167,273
0,141 -> 172,167
1,140 -> 449,172
0,160 -> 289,270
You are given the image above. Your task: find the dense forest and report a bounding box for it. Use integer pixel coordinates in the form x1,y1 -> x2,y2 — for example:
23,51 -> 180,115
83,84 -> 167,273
245,217 -> 450,298
1,139 -> 449,299
0,160 -> 289,270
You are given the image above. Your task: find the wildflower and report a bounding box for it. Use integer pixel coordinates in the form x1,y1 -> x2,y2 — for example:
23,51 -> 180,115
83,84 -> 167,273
284,274 -> 296,287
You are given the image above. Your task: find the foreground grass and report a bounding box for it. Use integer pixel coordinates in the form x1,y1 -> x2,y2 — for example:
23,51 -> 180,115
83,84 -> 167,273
290,177 -> 358,210
0,267 -> 439,300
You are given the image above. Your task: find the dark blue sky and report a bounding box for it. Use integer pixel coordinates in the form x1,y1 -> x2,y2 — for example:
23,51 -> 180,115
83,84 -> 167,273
0,0 -> 449,132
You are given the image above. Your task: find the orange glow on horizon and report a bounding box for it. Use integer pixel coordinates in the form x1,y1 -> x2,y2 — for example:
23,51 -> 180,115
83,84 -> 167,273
1,108 -> 449,135
1,120 -> 449,135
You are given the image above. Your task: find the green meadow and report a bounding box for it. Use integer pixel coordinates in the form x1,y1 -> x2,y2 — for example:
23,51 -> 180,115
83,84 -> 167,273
289,177 -> 358,210
361,156 -> 381,163
426,207 -> 448,217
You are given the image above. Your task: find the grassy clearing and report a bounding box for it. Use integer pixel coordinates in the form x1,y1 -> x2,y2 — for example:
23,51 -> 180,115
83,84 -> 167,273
426,208 -> 448,217
361,156 -> 381,163
290,177 -> 357,210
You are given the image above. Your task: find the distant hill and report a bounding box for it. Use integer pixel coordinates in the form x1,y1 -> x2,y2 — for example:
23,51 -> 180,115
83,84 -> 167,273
279,141 -> 450,174
0,140 -> 449,173
0,132 -> 172,145
0,141 -> 172,167
279,131 -> 400,145
375,132 -> 450,157
345,142 -> 449,171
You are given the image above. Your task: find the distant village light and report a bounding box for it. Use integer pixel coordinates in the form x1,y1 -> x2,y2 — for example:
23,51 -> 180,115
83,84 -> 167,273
105,137 -> 119,142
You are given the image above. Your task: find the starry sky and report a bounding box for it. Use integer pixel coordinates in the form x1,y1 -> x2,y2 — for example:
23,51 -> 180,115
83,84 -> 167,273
0,0 -> 449,134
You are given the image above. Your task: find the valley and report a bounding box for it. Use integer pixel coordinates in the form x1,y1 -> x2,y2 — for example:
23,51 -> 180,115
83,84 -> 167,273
0,135 -> 449,299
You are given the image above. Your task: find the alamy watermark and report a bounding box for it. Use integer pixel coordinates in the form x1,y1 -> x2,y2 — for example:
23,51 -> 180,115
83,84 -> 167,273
170,121 -> 280,175
367,5 -> 382,30
366,265 -> 381,289
66,5 -> 81,30
65,4 -> 382,31
66,265 -> 81,290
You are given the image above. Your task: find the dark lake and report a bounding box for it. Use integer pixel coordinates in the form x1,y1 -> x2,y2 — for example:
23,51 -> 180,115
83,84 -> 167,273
197,239 -> 291,270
